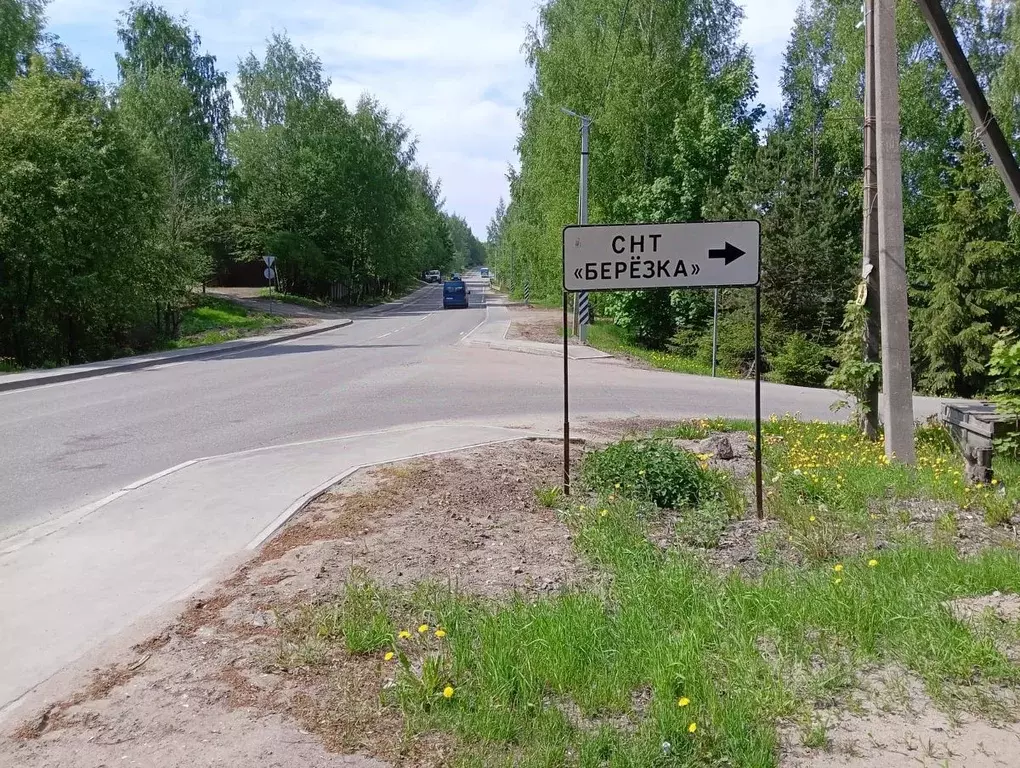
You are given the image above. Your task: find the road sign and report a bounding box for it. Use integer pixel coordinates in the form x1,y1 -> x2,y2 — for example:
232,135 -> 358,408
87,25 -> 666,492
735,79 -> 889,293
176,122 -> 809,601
263,255 -> 276,268
563,220 -> 760,292
264,267 -> 276,281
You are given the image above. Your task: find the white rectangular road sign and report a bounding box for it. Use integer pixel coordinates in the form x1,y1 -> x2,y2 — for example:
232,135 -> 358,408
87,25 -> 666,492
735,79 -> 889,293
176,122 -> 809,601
563,220 -> 760,291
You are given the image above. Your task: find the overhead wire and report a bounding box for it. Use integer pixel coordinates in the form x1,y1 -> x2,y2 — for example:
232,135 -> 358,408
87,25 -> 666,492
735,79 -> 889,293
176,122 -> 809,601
597,0 -> 633,117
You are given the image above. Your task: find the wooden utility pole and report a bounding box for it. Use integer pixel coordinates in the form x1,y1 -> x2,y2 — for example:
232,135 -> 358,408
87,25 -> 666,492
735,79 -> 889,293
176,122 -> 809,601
874,0 -> 916,464
861,0 -> 881,440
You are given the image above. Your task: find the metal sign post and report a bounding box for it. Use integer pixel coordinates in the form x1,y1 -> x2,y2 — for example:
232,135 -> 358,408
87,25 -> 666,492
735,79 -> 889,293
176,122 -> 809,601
561,220 -> 765,517
263,254 -> 277,308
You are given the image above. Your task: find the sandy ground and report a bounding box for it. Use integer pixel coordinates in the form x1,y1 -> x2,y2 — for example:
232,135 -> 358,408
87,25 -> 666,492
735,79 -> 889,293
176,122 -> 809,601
505,306 -> 579,344
3,430 -> 1018,767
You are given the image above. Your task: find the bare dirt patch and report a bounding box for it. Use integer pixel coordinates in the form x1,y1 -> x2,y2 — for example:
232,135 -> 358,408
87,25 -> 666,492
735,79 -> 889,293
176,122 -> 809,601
781,665 -> 1020,767
506,306 -> 579,344
1,438 -> 585,768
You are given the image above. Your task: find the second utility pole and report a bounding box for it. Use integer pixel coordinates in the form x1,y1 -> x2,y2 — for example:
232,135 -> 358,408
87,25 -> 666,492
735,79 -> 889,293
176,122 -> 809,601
861,0 -> 881,440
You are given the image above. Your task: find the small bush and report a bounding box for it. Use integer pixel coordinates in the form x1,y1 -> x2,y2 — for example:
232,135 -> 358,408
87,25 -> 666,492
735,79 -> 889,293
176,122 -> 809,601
770,333 -> 830,387
581,439 -> 716,509
696,315 -> 758,374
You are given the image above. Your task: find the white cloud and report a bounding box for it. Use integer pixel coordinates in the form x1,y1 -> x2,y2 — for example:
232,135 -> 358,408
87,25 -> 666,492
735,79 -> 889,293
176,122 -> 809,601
45,0 -> 798,236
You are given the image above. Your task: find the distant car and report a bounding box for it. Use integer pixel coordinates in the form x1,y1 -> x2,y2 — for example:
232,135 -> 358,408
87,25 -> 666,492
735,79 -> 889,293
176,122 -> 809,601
442,279 -> 470,309
451,272 -> 461,281
479,267 -> 490,278
425,270 -> 441,283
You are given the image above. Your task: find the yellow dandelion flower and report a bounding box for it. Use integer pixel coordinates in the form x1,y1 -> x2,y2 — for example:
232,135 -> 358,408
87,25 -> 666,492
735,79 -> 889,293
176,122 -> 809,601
992,478 -> 999,486
398,630 -> 411,639
833,564 -> 843,572
615,483 -> 621,489
443,686 -> 455,699
687,722 -> 697,733
435,629 -> 447,638
809,515 -> 816,523
868,559 -> 878,568
418,624 -> 429,633
677,697 -> 690,707
834,578 -> 842,585
600,509 -> 608,517
384,651 -> 394,661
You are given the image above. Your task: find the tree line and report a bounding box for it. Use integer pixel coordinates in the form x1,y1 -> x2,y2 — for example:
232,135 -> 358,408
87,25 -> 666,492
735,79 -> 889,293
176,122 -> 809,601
0,0 -> 473,368
487,0 -> 1020,398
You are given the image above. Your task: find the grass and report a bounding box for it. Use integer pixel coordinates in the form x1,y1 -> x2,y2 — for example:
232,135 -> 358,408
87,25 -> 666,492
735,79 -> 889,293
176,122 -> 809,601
277,420 -> 1020,766
0,358 -> 22,374
763,415 -> 1020,531
587,323 -> 725,378
165,296 -> 284,349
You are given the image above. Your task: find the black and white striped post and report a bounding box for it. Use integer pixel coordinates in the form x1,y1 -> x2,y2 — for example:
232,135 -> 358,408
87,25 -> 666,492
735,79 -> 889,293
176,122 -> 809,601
523,281 -> 531,307
577,291 -> 591,326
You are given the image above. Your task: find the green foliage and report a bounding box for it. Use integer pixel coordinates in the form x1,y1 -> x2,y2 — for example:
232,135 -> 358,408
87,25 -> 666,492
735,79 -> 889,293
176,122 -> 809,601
587,323 -> 718,376
0,57 -> 162,366
581,439 -> 721,510
910,137 -> 1018,397
0,0 -> 44,87
988,331 -> 1020,458
230,36 -> 455,303
827,297 -> 881,421
495,0 -> 759,311
0,11 -> 461,367
771,332 -> 830,387
446,213 -> 486,270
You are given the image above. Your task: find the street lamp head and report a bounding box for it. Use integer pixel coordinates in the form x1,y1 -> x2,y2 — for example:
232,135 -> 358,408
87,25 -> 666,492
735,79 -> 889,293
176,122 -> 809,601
560,106 -> 579,118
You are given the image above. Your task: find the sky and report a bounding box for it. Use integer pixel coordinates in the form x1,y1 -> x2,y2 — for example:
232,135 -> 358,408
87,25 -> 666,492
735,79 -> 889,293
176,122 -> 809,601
45,0 -> 800,238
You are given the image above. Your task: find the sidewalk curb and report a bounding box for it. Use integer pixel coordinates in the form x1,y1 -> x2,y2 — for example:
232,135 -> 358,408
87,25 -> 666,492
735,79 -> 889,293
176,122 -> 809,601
245,433 -> 550,552
462,338 -> 612,360
0,319 -> 352,393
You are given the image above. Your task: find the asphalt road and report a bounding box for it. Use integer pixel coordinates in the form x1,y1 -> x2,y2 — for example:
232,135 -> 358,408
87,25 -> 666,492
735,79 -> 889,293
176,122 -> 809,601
0,274 -> 949,541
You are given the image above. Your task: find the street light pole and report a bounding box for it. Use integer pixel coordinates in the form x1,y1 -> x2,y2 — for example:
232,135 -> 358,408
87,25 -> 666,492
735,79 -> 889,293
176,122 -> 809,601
562,107 -> 592,343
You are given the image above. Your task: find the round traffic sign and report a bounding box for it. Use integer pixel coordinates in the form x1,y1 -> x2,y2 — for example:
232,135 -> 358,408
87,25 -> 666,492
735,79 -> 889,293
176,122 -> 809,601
264,268 -> 276,280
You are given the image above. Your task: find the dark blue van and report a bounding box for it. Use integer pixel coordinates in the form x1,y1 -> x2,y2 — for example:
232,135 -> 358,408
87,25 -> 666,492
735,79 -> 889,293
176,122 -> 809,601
442,279 -> 469,309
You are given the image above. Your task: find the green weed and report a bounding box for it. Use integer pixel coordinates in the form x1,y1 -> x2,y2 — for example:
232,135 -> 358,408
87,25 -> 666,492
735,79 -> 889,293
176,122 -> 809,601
534,485 -> 564,508
581,439 -> 721,510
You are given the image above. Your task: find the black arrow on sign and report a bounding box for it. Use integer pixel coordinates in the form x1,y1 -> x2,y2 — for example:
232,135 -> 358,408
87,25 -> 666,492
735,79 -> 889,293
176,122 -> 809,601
573,267 -> 583,279
708,242 -> 745,265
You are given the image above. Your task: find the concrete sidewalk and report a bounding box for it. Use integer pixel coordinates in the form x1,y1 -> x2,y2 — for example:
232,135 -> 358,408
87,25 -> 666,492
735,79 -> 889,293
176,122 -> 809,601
461,305 -> 611,360
0,318 -> 352,392
0,422 -> 547,714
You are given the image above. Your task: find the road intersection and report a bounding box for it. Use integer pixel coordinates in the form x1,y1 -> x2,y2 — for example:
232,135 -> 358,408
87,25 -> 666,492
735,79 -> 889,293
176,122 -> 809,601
0,274 -> 954,713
